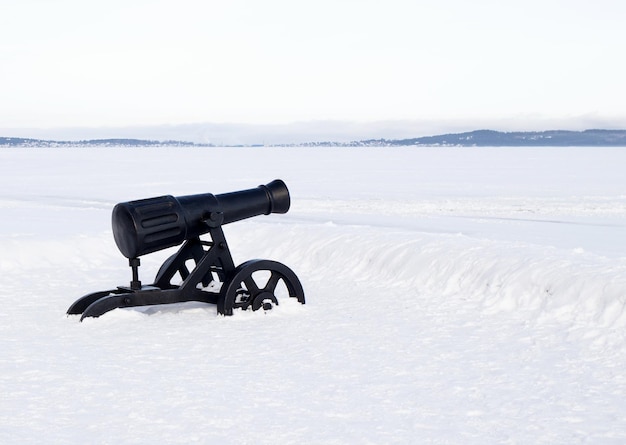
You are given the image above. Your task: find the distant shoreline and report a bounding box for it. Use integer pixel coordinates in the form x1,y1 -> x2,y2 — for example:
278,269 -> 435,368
2,129 -> 626,147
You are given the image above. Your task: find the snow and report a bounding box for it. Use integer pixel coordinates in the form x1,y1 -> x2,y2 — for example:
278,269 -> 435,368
1,146 -> 626,444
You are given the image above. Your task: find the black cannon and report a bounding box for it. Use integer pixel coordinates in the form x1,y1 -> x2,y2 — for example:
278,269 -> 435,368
67,180 -> 305,321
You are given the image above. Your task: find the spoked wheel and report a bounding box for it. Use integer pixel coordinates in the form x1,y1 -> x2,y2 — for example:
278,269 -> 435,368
218,259 -> 305,315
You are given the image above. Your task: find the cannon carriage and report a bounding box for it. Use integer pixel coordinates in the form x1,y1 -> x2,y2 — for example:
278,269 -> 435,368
67,180 -> 305,321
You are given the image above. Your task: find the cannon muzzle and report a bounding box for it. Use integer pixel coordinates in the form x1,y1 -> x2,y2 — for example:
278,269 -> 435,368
112,179 -> 290,258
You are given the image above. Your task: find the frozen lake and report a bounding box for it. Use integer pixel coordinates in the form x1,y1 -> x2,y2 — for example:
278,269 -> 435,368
1,146 -> 626,443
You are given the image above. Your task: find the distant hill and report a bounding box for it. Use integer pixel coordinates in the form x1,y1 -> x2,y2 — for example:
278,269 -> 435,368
387,129 -> 626,147
2,129 -> 626,147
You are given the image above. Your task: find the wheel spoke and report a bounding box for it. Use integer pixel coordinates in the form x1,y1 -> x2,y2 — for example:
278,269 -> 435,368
264,272 -> 281,293
178,263 -> 190,280
244,276 -> 260,294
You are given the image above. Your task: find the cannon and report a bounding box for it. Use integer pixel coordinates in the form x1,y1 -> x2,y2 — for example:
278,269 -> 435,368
67,180 -> 305,321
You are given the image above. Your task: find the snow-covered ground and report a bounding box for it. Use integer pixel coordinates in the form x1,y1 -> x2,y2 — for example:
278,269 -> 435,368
1,146 -> 626,444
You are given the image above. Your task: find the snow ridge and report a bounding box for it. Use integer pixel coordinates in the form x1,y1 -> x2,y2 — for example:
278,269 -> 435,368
231,222 -> 626,335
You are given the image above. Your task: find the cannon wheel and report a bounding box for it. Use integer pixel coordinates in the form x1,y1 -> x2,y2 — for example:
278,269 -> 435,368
218,259 -> 305,315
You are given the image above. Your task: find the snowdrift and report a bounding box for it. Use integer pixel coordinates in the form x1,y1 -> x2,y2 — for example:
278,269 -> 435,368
251,222 -> 626,329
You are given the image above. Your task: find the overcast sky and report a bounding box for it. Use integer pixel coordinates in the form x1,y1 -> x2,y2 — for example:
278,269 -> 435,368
1,0 -> 625,137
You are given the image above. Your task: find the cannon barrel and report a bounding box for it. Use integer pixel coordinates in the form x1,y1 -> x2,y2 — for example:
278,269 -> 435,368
112,179 -> 290,258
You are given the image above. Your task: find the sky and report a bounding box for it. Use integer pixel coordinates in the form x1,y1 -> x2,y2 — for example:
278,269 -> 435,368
1,0 -> 625,138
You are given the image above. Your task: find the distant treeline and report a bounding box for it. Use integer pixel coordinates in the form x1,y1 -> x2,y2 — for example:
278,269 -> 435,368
0,137 -> 211,147
2,129 -> 626,147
